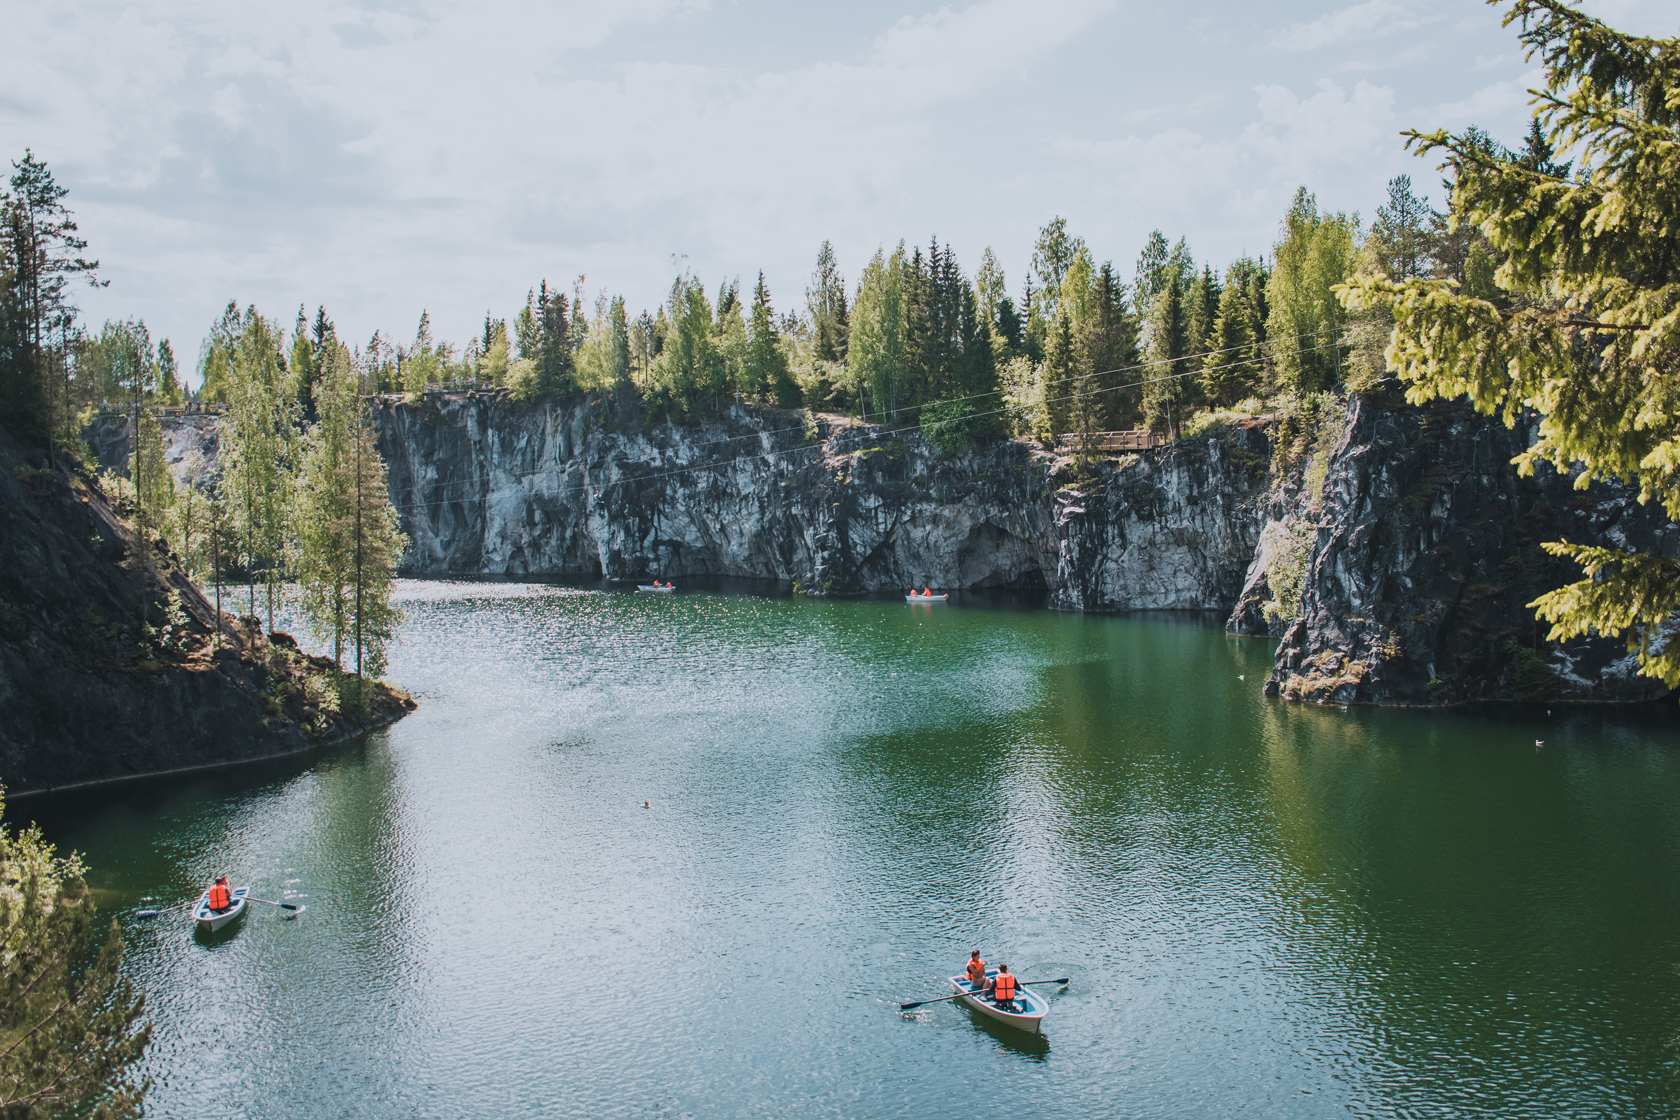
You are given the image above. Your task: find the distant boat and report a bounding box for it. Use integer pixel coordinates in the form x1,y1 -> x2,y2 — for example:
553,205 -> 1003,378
191,886 -> 248,933
906,593 -> 948,603
637,584 -> 676,594
947,970 -> 1049,1034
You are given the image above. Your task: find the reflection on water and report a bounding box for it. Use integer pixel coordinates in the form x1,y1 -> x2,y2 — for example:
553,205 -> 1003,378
15,578 -> 1680,1118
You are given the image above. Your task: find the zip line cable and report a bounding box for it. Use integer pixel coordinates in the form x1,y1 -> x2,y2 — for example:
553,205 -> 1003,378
370,332 -> 1346,512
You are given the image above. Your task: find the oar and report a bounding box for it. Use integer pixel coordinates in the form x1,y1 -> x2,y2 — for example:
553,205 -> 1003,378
900,978 -> 1069,1010
135,896 -> 186,920
246,896 -> 302,912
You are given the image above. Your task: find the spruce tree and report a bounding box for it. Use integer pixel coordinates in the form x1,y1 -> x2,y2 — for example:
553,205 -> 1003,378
747,273 -> 795,407
1341,0 -> 1680,687
807,242 -> 849,364
294,341 -> 407,690
1142,268 -> 1189,435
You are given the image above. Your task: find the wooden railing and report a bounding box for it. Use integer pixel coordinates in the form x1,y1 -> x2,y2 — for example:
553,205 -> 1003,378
1055,430 -> 1166,451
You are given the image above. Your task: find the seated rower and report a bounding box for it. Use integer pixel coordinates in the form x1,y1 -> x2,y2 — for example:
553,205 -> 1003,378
988,962 -> 1019,1011
206,876 -> 233,913
965,950 -> 987,991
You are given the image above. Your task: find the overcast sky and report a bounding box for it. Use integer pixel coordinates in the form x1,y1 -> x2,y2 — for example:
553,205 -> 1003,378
4,0 -> 1672,374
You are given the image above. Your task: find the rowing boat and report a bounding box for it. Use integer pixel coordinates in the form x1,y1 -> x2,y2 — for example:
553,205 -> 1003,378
637,585 -> 676,593
946,970 -> 1049,1034
192,887 -> 249,933
905,594 -> 948,603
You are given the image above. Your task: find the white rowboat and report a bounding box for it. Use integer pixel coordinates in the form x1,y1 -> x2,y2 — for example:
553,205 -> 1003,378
947,970 -> 1049,1034
905,594 -> 948,603
637,585 -> 676,593
192,887 -> 249,933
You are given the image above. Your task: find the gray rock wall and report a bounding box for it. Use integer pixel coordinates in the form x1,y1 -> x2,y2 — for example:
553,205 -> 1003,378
1265,383 -> 1680,705
108,388 -> 1680,705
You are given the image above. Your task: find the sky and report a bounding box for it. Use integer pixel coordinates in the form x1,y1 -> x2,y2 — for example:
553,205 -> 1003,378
3,0 -> 1673,376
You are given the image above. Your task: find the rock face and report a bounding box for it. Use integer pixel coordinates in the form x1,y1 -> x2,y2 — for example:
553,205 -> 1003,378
84,411 -> 221,490
376,393 -> 1065,592
374,392 -> 1290,610
109,387 -> 1680,706
1265,382 -> 1680,705
1048,427 -> 1275,612
0,423 -> 413,794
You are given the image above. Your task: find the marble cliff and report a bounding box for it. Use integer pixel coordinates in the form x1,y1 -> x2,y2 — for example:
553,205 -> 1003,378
90,385 -> 1678,706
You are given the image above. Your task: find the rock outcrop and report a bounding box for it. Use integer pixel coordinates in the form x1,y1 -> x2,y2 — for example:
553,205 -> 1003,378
103,387 -> 1680,706
0,424 -> 413,794
1265,382 -> 1680,705
376,393 -> 1062,593
1048,427 -> 1274,612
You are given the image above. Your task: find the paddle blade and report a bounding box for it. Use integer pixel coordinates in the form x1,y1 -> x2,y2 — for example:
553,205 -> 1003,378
134,910 -> 160,920
899,1001 -> 924,1010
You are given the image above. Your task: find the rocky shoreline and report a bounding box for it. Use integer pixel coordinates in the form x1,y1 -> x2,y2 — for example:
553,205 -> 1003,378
87,384 -> 1680,708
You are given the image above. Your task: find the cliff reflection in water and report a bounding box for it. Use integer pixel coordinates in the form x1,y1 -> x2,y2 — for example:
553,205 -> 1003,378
19,579 -> 1680,1119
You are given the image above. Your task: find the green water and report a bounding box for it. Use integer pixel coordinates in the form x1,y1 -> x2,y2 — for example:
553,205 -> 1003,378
17,580 -> 1680,1118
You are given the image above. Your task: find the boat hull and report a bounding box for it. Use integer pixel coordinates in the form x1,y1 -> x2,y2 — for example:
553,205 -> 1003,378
637,586 -> 675,593
192,887 -> 249,933
905,595 -> 948,603
947,971 -> 1047,1034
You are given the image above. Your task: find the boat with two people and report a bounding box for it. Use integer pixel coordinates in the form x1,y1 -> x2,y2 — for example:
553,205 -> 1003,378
900,963 -> 1066,1035
905,588 -> 948,603
638,581 -> 676,593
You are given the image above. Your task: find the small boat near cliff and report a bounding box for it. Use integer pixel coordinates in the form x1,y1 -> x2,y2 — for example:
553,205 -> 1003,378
637,584 -> 676,593
906,593 -> 948,603
192,886 -> 249,933
946,970 -> 1050,1034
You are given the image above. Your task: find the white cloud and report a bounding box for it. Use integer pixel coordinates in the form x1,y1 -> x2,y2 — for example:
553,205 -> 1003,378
0,0 -> 1593,362
1268,0 -> 1427,53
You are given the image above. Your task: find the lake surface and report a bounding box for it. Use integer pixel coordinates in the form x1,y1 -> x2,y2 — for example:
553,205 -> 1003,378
17,580 -> 1680,1118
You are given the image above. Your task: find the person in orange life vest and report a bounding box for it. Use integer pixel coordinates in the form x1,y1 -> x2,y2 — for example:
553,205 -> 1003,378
988,963 -> 1020,1010
965,951 -> 987,990
206,876 -> 232,913
922,588 -> 932,597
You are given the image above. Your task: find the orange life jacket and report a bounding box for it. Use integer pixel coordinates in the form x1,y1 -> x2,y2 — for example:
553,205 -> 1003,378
993,972 -> 1018,1001
966,959 -> 986,985
207,883 -> 231,910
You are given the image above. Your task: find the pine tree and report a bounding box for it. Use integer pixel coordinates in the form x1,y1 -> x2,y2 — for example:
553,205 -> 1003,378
1341,0 -> 1680,687
0,793 -> 150,1118
1142,267 -> 1189,435
1185,266 -> 1221,375
293,341 -> 407,692
808,242 -> 849,364
1045,307 -> 1077,436
849,247 -> 906,419
747,273 -> 795,406
218,306 -> 297,630
1032,217 -> 1088,322
1078,263 -> 1140,428
0,150 -> 102,438
1369,174 -> 1438,281
288,305 -> 315,408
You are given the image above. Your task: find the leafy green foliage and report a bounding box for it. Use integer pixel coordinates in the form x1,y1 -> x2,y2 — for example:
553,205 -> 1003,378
0,793 -> 150,1118
1339,0 -> 1680,686
919,399 -> 976,455
1269,187 -> 1359,392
